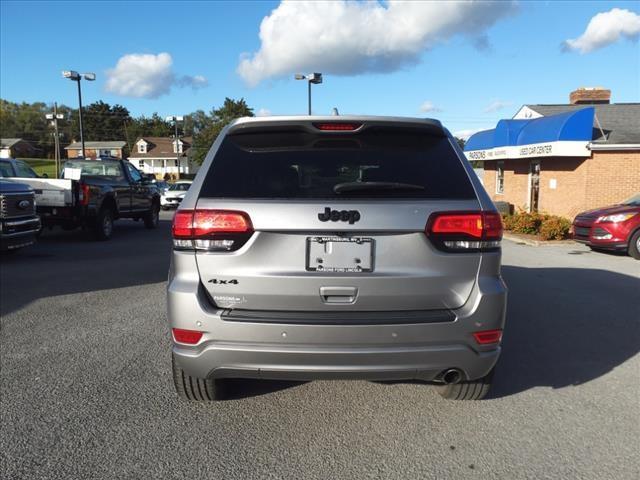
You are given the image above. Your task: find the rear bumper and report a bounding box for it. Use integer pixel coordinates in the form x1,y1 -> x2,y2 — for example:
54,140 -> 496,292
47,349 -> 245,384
168,252 -> 507,382
173,342 -> 501,382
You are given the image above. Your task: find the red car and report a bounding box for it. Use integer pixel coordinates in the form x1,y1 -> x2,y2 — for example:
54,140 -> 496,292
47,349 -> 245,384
571,193 -> 640,259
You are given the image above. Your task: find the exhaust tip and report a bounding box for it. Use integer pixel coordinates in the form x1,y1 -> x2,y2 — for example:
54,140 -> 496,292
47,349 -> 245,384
441,368 -> 463,385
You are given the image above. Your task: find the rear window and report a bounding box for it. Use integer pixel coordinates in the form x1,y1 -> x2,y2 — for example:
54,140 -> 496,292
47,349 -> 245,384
62,161 -> 124,180
199,127 -> 476,200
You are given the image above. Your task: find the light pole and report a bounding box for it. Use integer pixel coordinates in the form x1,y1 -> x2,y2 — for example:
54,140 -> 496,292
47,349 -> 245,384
294,73 -> 323,114
166,115 -> 184,179
45,102 -> 64,177
62,70 -> 95,159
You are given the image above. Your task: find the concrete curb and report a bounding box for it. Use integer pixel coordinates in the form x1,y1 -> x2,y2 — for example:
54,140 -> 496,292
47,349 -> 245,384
503,233 -> 576,247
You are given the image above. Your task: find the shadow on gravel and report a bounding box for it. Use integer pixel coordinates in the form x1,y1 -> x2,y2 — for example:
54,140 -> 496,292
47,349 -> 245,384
222,379 -> 306,400
0,219 -> 172,316
490,265 -> 640,398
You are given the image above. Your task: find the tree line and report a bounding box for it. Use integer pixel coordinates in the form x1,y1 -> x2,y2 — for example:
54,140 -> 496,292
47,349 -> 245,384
0,97 -> 254,164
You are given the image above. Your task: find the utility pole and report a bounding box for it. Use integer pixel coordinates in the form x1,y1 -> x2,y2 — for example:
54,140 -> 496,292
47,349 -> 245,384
46,103 -> 64,178
166,115 -> 183,179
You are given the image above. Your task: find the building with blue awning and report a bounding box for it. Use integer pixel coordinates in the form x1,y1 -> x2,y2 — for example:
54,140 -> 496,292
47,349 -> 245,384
464,87 -> 640,219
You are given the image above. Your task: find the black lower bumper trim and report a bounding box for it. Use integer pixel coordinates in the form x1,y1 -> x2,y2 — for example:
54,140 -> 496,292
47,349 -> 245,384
221,308 -> 455,325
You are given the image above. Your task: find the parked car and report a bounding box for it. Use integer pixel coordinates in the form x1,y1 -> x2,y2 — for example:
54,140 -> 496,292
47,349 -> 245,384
161,180 -> 192,210
155,180 -> 170,195
571,193 -> 640,259
0,158 -> 44,179
0,179 -> 41,251
167,116 -> 507,401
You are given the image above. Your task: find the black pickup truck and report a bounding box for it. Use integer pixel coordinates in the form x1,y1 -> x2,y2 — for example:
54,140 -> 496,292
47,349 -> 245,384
36,159 -> 161,240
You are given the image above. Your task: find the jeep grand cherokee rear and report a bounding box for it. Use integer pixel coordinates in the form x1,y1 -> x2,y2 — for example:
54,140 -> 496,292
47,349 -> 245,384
167,116 -> 507,401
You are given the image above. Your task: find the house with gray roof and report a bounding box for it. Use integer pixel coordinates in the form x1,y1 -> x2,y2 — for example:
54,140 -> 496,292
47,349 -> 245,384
1,138 -> 37,159
464,87 -> 639,219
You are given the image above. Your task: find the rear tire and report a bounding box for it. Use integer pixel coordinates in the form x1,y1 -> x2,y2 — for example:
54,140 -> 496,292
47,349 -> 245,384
172,353 -> 223,401
93,207 -> 114,240
144,203 -> 160,229
628,230 -> 640,260
436,367 -> 494,400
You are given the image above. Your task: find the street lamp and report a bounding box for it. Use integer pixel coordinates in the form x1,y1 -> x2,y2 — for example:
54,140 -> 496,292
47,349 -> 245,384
62,70 -> 95,158
294,73 -> 323,115
166,115 -> 184,179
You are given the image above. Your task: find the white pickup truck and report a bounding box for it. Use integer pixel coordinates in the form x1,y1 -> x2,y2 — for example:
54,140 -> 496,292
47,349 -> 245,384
0,157 -> 75,212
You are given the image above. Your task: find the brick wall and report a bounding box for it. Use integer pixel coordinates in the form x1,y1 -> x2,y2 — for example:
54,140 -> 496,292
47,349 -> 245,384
584,151 -> 640,209
482,150 -> 639,219
67,148 -> 98,159
538,157 -> 588,218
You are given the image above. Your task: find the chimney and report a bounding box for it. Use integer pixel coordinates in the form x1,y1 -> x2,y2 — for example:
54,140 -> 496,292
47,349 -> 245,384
570,87 -> 611,105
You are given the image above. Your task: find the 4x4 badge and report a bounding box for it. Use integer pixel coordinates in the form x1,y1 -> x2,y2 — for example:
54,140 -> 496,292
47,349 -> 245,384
318,207 -> 361,224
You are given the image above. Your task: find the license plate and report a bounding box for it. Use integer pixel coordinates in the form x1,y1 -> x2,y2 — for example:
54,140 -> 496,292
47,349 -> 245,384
306,237 -> 374,272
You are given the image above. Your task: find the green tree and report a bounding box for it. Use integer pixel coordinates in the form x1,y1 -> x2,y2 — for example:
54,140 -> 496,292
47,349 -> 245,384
82,101 -> 132,144
0,99 -> 55,157
191,98 -> 254,165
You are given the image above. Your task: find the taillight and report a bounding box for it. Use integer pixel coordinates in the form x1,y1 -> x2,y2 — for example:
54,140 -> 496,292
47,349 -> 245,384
473,329 -> 503,345
79,183 -> 90,206
426,211 -> 502,252
313,122 -> 361,131
172,328 -> 203,345
172,209 -> 253,252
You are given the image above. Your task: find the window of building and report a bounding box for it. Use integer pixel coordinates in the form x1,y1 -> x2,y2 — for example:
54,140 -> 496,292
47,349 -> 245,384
138,143 -> 147,154
173,141 -> 183,154
138,160 -> 145,169
496,161 -> 505,195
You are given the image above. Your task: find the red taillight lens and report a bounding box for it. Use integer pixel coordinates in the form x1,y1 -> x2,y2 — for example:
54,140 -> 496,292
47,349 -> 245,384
80,183 -> 90,206
431,213 -> 484,238
172,209 -> 195,238
172,209 -> 253,251
427,211 -> 502,251
193,210 -> 252,236
313,122 -> 361,131
473,329 -> 503,345
172,328 -> 203,345
482,212 -> 503,240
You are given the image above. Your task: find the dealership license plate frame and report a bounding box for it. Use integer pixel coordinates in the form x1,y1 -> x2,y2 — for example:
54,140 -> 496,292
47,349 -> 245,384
306,236 -> 374,272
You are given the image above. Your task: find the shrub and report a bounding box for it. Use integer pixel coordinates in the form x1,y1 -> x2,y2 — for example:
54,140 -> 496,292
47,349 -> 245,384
539,216 -> 571,240
509,212 -> 546,235
501,214 -> 516,231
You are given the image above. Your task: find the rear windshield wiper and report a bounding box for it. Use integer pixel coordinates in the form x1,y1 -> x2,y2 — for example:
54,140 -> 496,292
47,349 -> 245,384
334,181 -> 426,194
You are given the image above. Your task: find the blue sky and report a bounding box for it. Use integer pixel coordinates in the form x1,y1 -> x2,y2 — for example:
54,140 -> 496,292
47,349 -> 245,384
1,1 -> 639,137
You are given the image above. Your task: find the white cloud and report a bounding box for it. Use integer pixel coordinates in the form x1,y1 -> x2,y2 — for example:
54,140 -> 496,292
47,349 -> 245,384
237,0 -> 517,86
483,100 -> 512,113
256,108 -> 272,116
106,53 -> 208,98
454,128 -> 489,141
419,101 -> 442,113
563,8 -> 640,54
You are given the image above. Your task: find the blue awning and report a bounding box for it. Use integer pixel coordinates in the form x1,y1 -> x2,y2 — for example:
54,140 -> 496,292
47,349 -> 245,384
465,107 -> 595,152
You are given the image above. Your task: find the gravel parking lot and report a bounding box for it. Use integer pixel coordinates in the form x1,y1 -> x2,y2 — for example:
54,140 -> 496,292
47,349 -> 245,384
2,212 -> 639,480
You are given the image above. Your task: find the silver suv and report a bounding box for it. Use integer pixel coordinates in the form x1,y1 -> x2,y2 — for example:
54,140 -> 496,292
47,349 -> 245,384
168,116 -> 507,401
